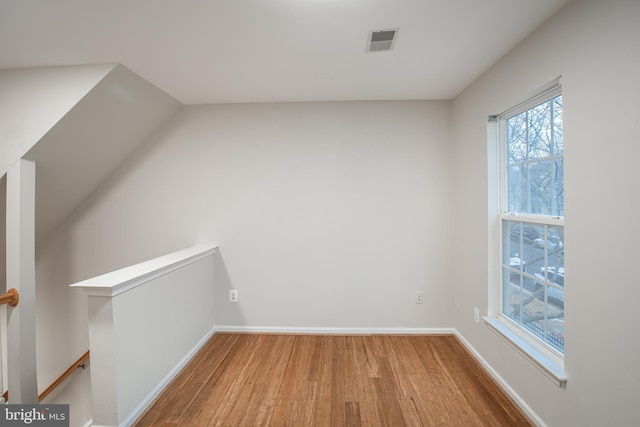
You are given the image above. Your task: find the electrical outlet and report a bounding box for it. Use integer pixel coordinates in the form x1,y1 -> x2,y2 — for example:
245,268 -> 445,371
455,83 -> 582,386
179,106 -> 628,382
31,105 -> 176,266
229,289 -> 238,303
474,307 -> 480,323
415,291 -> 423,304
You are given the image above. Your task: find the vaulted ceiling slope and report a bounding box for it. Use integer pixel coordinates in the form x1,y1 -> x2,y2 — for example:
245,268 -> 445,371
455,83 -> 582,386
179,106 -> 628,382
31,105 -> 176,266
23,64 -> 183,240
0,64 -> 114,177
0,0 -> 570,104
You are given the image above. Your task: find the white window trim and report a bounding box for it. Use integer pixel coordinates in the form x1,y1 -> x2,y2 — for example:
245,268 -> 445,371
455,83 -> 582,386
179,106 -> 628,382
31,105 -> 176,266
484,317 -> 567,387
486,77 -> 567,387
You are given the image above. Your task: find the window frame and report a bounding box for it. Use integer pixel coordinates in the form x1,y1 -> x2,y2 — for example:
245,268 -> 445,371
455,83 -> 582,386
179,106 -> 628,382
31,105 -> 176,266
499,88 -> 564,218
497,213 -> 564,359
486,79 -> 567,386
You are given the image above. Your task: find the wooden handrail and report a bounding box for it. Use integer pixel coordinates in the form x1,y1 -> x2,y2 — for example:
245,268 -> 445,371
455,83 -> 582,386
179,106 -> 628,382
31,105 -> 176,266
1,351 -> 90,403
0,288 -> 19,306
38,350 -> 90,402
0,289 -> 18,403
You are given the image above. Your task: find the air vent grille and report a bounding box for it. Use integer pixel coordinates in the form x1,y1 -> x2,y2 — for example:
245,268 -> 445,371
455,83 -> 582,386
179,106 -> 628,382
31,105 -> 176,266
366,28 -> 399,52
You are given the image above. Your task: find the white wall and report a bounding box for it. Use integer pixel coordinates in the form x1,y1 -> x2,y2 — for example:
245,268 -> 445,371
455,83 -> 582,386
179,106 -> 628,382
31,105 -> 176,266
38,101 -> 453,335
35,229 -> 93,395
451,0 -> 640,426
0,64 -> 114,177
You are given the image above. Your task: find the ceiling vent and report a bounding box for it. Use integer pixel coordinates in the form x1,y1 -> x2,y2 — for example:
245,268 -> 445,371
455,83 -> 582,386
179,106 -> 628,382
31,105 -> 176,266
366,28 -> 399,52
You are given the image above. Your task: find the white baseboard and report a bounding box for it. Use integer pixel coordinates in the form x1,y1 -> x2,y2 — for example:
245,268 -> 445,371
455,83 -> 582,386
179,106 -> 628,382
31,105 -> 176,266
453,330 -> 546,427
214,325 -> 455,335
119,325 -> 217,427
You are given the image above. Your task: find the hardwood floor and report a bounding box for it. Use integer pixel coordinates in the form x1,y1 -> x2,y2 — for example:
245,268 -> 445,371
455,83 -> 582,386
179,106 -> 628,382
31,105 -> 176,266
135,334 -> 532,426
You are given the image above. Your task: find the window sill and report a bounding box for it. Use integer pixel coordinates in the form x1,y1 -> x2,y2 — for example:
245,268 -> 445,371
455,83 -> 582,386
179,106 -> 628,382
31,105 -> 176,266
484,317 -> 567,387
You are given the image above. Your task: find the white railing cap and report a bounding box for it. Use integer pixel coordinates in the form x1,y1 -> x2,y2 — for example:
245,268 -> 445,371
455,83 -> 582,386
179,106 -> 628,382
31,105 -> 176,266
70,244 -> 217,297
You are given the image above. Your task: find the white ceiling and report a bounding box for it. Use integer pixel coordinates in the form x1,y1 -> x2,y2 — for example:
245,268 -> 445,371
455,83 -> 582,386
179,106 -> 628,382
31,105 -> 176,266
0,0 -> 570,105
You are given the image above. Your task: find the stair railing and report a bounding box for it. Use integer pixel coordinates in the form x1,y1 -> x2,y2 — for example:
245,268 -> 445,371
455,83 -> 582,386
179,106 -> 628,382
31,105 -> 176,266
0,288 -> 19,307
0,288 -> 19,402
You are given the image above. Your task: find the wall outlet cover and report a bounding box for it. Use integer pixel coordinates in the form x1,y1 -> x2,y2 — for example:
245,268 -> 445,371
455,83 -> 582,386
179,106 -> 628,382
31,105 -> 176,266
229,289 -> 239,303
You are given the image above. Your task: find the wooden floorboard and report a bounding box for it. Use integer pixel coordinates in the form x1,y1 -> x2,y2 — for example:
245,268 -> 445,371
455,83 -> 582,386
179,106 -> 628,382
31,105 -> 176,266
135,334 -> 532,427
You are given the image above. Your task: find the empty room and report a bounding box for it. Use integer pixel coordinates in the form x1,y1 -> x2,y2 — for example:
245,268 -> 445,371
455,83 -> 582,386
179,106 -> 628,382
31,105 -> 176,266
0,0 -> 639,426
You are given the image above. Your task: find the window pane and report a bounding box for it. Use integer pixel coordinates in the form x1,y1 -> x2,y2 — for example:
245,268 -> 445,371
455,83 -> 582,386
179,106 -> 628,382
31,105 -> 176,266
503,274 -> 522,324
527,100 -> 552,160
508,165 -> 527,213
554,158 -> 564,216
504,94 -> 563,218
503,220 -> 564,353
507,112 -> 527,163
529,160 -> 553,215
503,220 -> 521,323
553,95 -> 563,155
546,225 -> 564,274
504,221 -> 522,272
543,224 -> 564,352
522,224 -> 544,289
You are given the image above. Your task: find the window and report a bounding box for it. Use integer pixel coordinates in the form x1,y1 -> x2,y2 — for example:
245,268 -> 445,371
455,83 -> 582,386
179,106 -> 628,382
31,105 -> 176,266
498,86 -> 565,357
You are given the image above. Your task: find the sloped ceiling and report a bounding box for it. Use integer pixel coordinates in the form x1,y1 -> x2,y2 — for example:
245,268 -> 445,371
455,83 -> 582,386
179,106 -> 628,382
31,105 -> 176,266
23,64 -> 183,240
0,0 -> 570,104
0,64 -> 115,177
